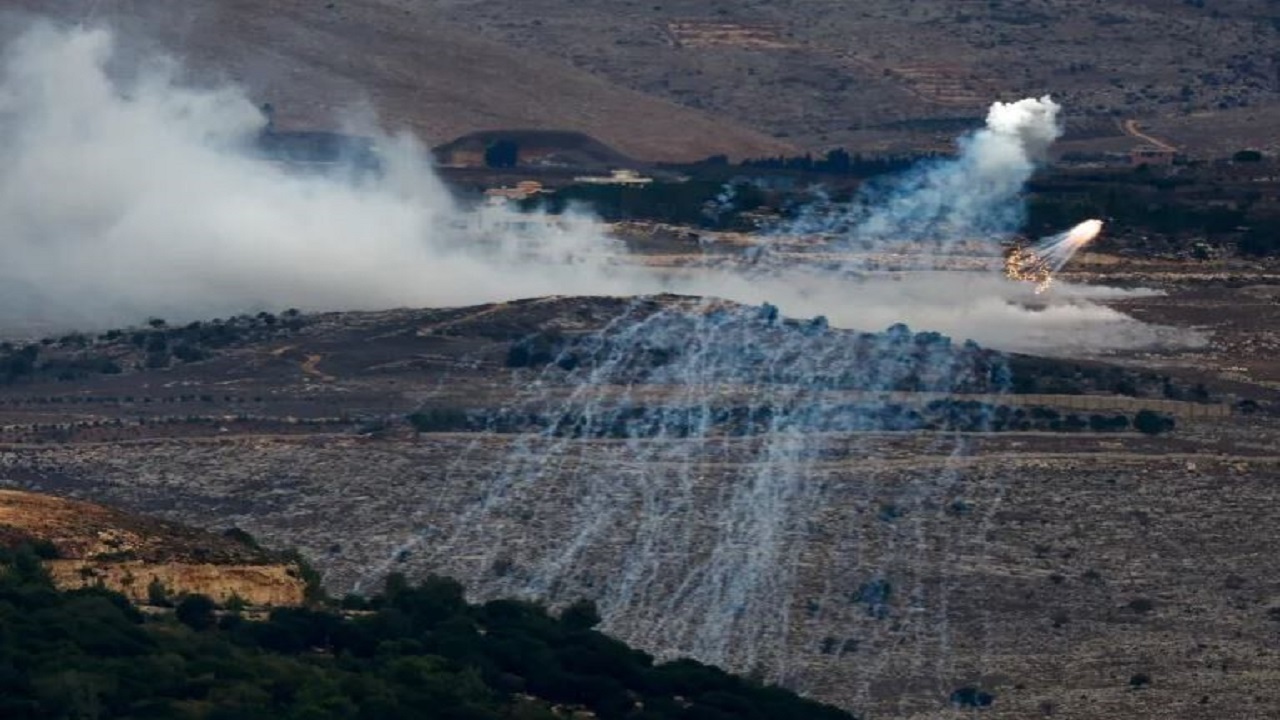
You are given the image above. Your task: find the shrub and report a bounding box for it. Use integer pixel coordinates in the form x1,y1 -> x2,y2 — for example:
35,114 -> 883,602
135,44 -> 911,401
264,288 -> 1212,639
176,594 -> 217,631
950,687 -> 995,708
407,408 -> 470,433
1133,409 -> 1175,435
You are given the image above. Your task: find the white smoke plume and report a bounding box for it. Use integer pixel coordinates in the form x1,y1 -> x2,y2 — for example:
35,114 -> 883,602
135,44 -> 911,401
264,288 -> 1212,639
0,22 -> 624,330
0,22 -> 1193,355
805,96 -> 1063,249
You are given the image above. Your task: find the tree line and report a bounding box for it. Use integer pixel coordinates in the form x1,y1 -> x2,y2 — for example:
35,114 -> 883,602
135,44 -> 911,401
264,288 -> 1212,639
0,542 -> 853,720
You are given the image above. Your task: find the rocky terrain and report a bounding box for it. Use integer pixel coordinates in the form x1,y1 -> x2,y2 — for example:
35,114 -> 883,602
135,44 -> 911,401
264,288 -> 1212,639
4,0 -> 793,162
0,254 -> 1277,718
0,488 -> 307,606
11,1 -> 1280,159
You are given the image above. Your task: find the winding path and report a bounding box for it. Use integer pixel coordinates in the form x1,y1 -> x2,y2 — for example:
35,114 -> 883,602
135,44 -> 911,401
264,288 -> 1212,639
1121,118 -> 1177,152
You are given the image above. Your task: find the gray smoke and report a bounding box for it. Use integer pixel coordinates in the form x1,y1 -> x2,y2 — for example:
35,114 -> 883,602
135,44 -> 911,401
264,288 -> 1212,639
798,97 -> 1063,250
0,22 -> 1196,355
0,23 -> 621,330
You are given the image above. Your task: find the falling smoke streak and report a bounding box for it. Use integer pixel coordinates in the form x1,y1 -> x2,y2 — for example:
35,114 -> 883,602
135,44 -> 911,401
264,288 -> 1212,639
363,299 -> 1013,705
2,20 -> 1200,715
360,98 -> 1074,695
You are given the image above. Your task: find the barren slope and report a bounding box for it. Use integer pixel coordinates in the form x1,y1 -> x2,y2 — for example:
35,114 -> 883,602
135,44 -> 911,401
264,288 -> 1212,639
424,0 -> 1280,153
0,489 -> 307,605
0,281 -> 1276,718
3,0 -> 794,162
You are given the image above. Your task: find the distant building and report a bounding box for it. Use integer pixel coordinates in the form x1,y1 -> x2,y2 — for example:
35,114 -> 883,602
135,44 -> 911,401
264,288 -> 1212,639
483,180 -> 548,204
572,169 -> 654,186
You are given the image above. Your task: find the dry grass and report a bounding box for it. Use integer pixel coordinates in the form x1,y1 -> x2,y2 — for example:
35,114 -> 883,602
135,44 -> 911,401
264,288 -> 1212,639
7,0 -> 795,162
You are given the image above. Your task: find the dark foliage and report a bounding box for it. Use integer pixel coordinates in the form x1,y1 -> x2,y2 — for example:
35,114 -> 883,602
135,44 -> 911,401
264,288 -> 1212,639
407,408 -> 473,433
949,687 -> 995,708
1133,410 -> 1176,435
0,312 -> 311,387
484,140 -> 520,169
0,548 -> 853,720
174,594 -> 217,631
737,149 -> 933,177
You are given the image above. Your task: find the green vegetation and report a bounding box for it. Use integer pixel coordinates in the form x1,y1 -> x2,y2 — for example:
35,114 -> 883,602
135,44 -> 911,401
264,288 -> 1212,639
1133,409 -> 1177,435
520,180 -> 770,230
0,543 -> 853,720
476,401 -> 1172,437
484,140 -> 520,169
407,408 -> 472,433
504,321 -> 1211,405
0,311 -> 309,386
536,154 -> 1280,257
734,149 -> 930,177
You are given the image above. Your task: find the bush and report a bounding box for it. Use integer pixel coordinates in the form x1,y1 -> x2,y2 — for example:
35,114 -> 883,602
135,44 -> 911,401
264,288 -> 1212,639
175,594 -> 217,631
407,408 -> 471,433
1133,409 -> 1175,435
221,527 -> 262,550
146,578 -> 170,607
950,687 -> 995,708
560,600 -> 602,631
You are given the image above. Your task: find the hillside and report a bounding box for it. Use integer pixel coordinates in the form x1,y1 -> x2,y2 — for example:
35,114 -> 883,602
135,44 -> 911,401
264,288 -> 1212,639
0,489 -> 307,606
429,0 -> 1280,154
4,0 -> 794,162
0,279 -> 1277,718
0,530 -> 851,720
12,1 -> 1278,161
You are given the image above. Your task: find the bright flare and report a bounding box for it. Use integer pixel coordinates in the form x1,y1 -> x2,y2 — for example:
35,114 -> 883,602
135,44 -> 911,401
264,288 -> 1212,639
1005,219 -> 1104,293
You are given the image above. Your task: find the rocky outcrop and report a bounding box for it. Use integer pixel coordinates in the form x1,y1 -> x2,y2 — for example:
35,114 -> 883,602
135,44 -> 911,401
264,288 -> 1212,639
45,560 -> 305,606
0,489 -> 306,607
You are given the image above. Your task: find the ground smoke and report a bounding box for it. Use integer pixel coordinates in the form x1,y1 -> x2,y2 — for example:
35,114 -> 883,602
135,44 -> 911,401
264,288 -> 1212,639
0,23 -> 1197,356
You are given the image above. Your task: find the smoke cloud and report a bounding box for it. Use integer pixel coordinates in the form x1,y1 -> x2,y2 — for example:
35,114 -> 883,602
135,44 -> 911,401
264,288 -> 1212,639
790,96 -> 1063,250
0,22 -> 622,329
0,22 -> 1195,355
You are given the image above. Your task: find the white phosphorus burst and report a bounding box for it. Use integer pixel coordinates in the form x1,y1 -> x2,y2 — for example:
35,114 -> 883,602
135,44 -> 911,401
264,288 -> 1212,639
1005,219 -> 1104,293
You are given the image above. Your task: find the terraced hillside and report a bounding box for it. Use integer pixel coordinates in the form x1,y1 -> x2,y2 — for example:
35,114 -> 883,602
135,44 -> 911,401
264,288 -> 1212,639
424,0 -> 1280,152
0,280 -> 1276,719
5,0 -> 794,162
13,1 -> 1280,158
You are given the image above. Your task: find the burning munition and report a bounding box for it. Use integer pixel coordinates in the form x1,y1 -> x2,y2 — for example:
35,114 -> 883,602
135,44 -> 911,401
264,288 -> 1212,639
1005,219 -> 1104,293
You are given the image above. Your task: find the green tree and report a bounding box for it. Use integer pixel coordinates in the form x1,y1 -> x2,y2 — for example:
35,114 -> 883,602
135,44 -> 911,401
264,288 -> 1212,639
484,140 -> 520,168
176,594 -> 217,631
560,599 -> 602,631
1133,409 -> 1173,435
146,577 -> 170,607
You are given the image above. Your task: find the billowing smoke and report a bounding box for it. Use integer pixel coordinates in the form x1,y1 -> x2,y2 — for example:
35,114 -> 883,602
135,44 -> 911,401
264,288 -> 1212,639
789,96 -> 1062,252
858,96 -> 1060,247
0,22 -> 1193,355
0,23 -> 623,330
